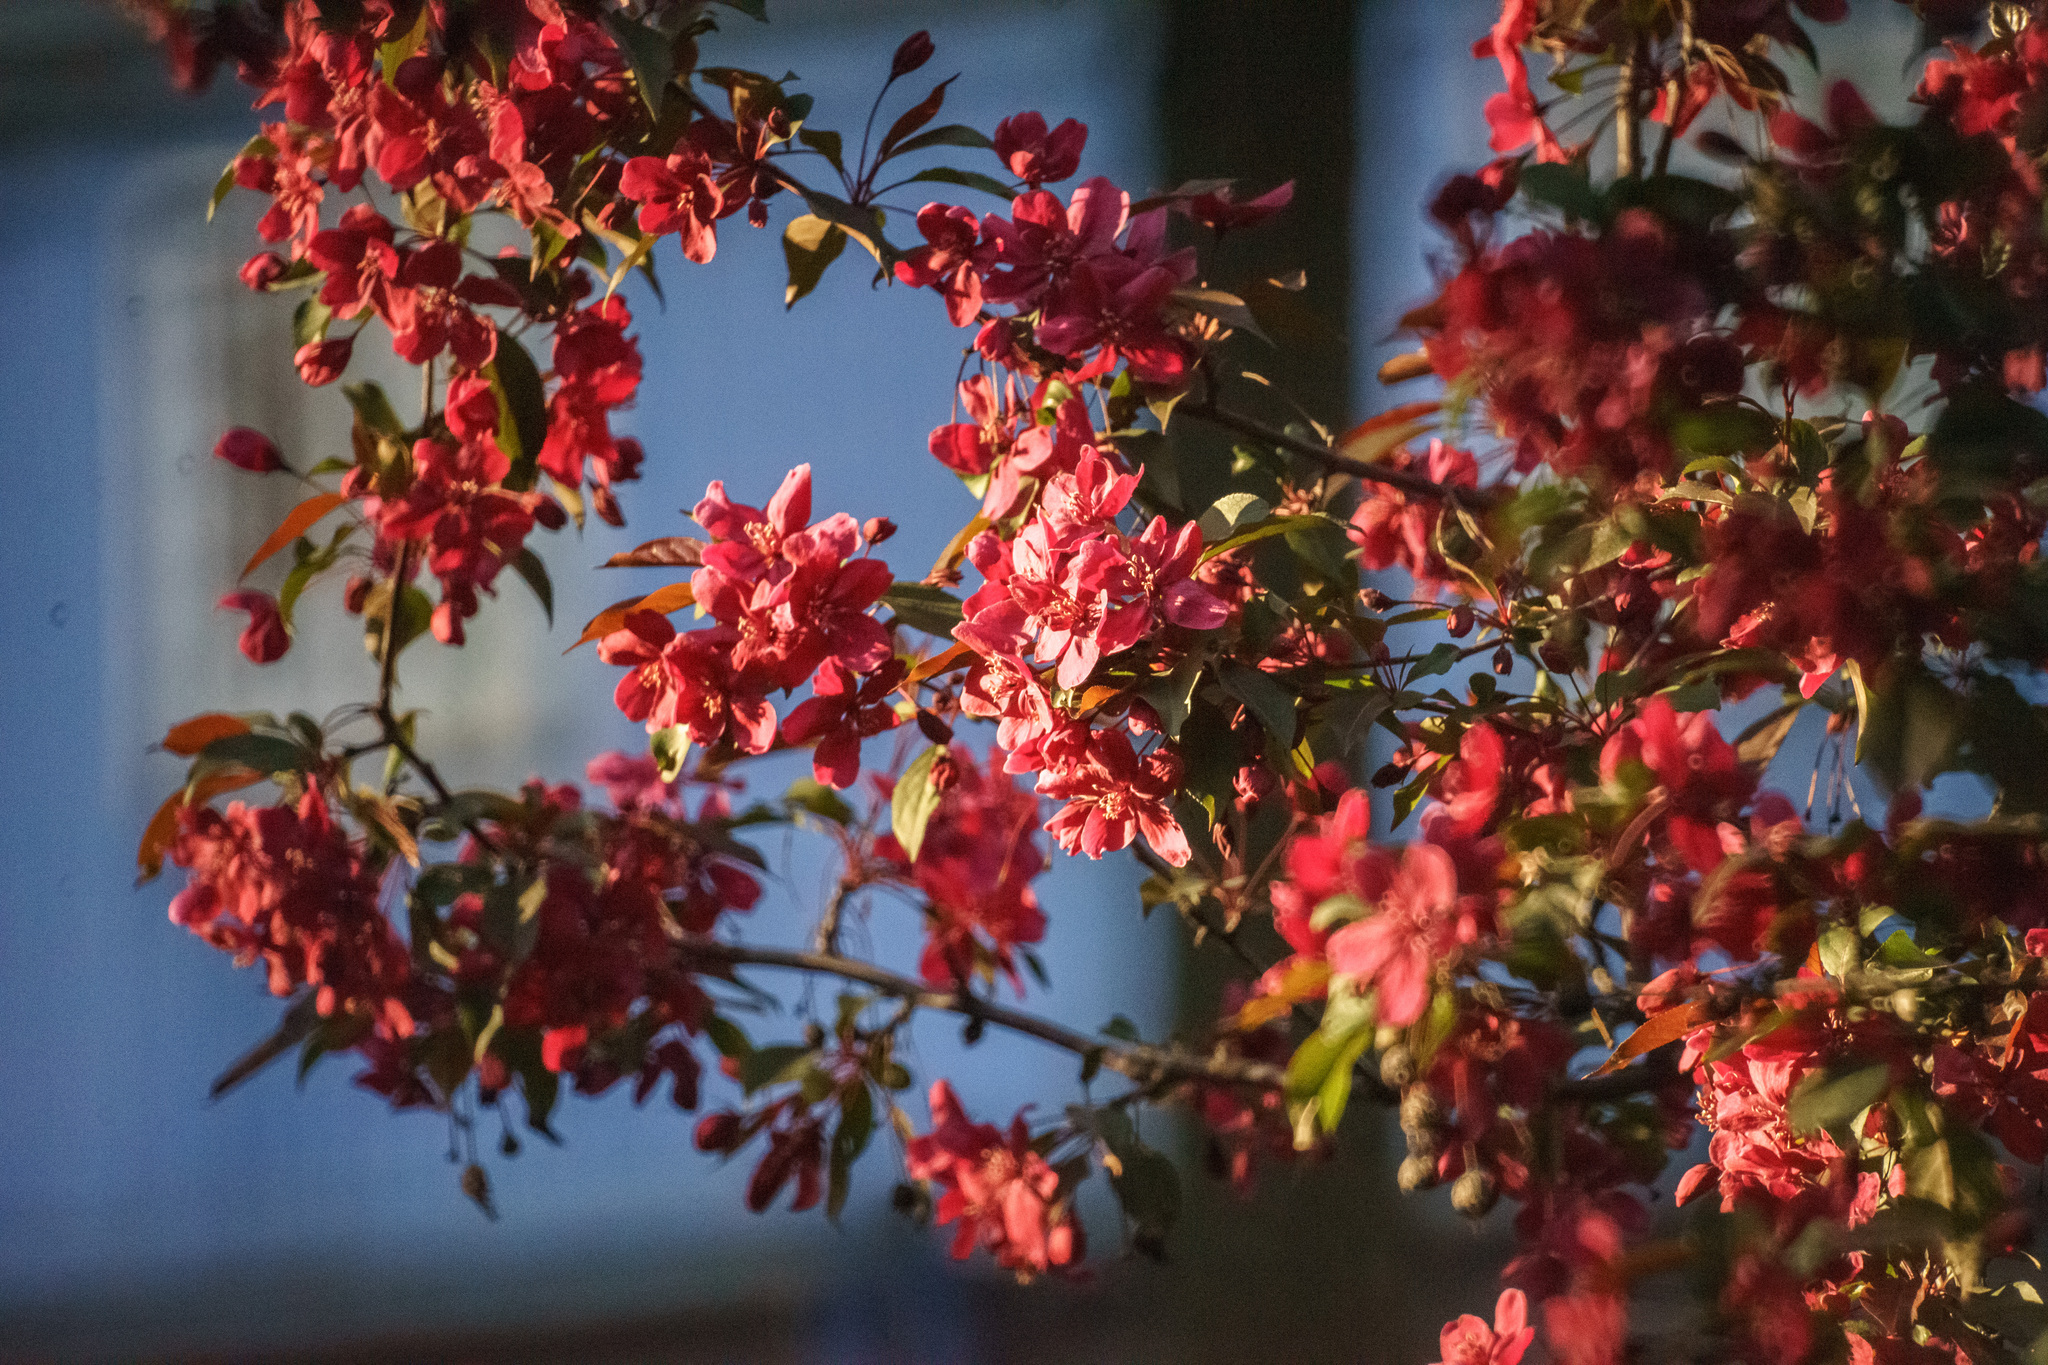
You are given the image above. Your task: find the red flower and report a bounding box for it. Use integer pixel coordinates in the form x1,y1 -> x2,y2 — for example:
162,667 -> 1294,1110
893,204 -> 986,327
1324,840 -> 1485,1026
219,590 -> 290,663
1037,729 -> 1190,866
1186,181 -> 1294,236
598,609 -> 681,729
781,658 -> 906,789
619,148 -> 723,263
1434,1289 -> 1535,1365
992,111 -> 1087,186
904,1080 -> 1084,1278
1600,696 -> 1754,875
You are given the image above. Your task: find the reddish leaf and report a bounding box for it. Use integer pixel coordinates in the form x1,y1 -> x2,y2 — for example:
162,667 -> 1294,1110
1336,401 -> 1440,464
878,76 -> 956,161
564,581 -> 697,654
908,641 -> 973,684
602,536 -> 706,569
136,769 -> 267,883
241,491 -> 350,580
1590,999 -> 1709,1076
161,712 -> 252,756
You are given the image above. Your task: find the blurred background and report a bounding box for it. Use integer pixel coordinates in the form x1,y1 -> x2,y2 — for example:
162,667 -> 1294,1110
0,1 -> 1929,1360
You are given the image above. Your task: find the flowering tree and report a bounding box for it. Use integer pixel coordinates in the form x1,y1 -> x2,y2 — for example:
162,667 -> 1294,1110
115,0 -> 2048,1357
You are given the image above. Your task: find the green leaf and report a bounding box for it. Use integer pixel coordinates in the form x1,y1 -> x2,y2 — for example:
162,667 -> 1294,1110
1862,663 -> 1963,791
190,732 -> 307,786
342,381 -> 405,439
891,745 -> 946,862
1219,661 -> 1297,750
705,1016 -> 752,1059
509,547 -> 553,626
1410,643 -> 1461,681
479,876 -> 546,965
1139,654 -> 1205,740
600,12 -> 677,117
377,3 -> 430,82
1198,513 -> 1331,564
1518,163 -> 1605,222
488,334 -> 549,489
292,296 -> 333,349
1786,1060 -> 1890,1137
1670,404 -> 1777,458
786,776 -> 854,825
1197,492 -> 1272,543
889,124 -> 995,156
651,724 -> 690,783
781,214 -> 848,309
900,166 -> 1016,199
826,1082 -> 874,1221
711,0 -> 768,18
799,189 -> 895,265
738,1044 -> 813,1095
1101,1015 -> 1142,1042
880,582 -> 964,636
1878,930 -> 1938,968
796,127 -> 845,174
362,582 -> 432,666
1817,924 -> 1860,979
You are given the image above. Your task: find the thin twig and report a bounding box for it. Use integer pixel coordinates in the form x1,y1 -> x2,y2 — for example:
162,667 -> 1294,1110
1177,397 -> 1485,505
680,936 -> 1287,1091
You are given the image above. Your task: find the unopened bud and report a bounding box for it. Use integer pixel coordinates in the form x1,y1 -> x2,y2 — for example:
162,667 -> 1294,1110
343,575 -> 372,615
1451,1168 -> 1499,1219
1399,1086 -> 1441,1135
929,751 -> 962,793
863,516 -> 897,545
916,708 -> 954,745
238,251 -> 287,291
1370,762 -> 1403,789
1446,604 -> 1473,637
889,30 -> 935,79
534,497 -> 568,531
1397,1154 -> 1439,1193
1362,588 -> 1394,612
695,1111 -> 744,1153
1493,645 -> 1513,675
1891,988 -> 1920,1023
214,426 -> 285,473
1378,1044 -> 1415,1090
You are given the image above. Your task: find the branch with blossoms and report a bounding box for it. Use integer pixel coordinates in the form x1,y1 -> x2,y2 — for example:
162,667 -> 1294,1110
117,0 -> 2048,1354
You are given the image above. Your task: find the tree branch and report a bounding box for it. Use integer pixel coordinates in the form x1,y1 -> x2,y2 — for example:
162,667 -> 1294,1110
678,936 -> 1287,1092
1177,396 -> 1484,505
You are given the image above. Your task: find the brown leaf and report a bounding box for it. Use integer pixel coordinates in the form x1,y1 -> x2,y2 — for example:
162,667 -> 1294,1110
1337,401 -> 1440,464
1590,999 -> 1709,1076
602,536 -> 706,569
241,491 -> 350,580
564,580 -> 697,654
1377,351 -> 1435,384
162,712 -> 252,756
908,641 -> 973,684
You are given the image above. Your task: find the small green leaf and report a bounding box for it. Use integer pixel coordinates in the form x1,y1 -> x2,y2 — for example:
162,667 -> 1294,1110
826,1082 -> 875,1222
1197,492 -> 1272,543
1818,924 -> 1860,979
901,166 -> 1016,199
600,12 -> 677,117
786,776 -> 854,825
891,745 -> 946,862
342,381 -> 405,439
880,582 -> 964,636
488,334 -> 549,489
1786,1060 -> 1890,1137
1219,661 -> 1297,749
651,725 -> 690,783
781,214 -> 848,309
509,547 -> 553,626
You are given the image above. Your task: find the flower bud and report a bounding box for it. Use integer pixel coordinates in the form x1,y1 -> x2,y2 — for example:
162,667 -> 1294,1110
213,426 -> 285,473
1451,1168 -> 1498,1219
863,516 -> 898,545
343,575 -> 372,615
1370,762 -> 1403,789
1362,588 -> 1394,611
916,708 -> 954,745
218,590 -> 289,664
1397,1154 -> 1439,1193
889,30 -> 934,79
238,251 -> 287,291
534,497 -> 568,531
1493,644 -> 1513,675
294,335 -> 353,387
1378,1044 -> 1415,1090
695,1111 -> 743,1153
1446,604 -> 1473,637
1399,1086 -> 1441,1135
